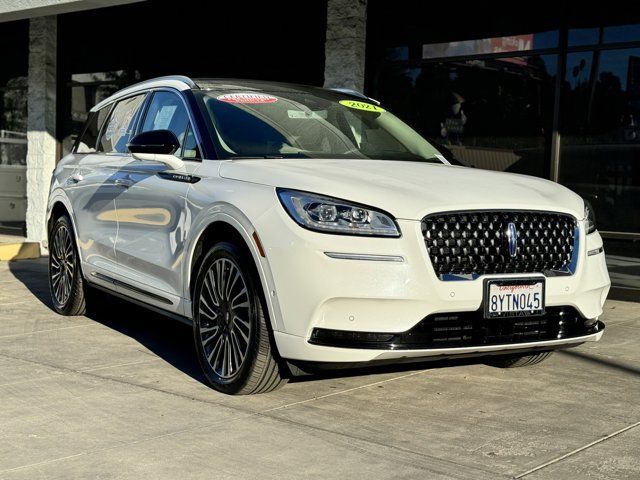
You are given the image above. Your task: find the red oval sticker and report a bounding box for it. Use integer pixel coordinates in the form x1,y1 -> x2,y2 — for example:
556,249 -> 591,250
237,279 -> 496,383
216,93 -> 278,104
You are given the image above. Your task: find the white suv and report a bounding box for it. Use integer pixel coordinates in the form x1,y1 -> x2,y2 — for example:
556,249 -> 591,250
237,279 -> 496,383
47,76 -> 610,394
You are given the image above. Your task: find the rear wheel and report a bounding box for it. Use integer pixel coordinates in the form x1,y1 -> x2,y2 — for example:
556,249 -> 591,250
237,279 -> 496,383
48,215 -> 89,316
193,241 -> 287,395
487,351 -> 553,368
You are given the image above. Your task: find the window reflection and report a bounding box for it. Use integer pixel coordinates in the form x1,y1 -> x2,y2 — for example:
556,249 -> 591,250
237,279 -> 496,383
421,31 -> 558,60
64,70 -> 140,155
568,28 -> 600,46
377,54 -> 557,176
560,48 -> 640,234
604,24 -> 640,44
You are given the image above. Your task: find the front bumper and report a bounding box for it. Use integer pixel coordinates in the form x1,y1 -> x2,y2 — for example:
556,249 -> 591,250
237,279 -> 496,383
255,206 -> 610,363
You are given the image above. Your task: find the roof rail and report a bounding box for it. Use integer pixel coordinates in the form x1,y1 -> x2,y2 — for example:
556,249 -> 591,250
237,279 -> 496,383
147,75 -> 197,88
91,75 -> 197,112
329,87 -> 380,105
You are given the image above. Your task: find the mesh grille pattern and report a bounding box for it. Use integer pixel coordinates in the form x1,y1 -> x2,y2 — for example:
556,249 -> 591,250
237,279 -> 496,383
422,211 -> 577,277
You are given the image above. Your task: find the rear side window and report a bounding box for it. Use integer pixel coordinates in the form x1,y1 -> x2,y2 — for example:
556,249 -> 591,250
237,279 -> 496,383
99,94 -> 146,153
75,107 -> 110,153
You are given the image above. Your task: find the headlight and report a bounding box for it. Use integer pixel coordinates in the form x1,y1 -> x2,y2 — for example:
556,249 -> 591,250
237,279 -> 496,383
277,188 -> 401,237
584,200 -> 596,234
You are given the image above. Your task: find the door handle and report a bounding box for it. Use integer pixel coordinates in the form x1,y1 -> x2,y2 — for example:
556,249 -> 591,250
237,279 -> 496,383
114,178 -> 133,188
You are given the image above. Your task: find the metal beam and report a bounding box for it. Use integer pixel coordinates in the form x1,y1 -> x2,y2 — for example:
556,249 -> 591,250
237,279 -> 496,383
0,0 -> 145,23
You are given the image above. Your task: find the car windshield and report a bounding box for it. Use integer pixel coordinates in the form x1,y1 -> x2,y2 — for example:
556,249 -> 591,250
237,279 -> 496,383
195,85 -> 444,162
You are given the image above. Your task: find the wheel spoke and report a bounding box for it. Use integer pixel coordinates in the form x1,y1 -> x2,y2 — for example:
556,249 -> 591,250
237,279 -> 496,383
200,324 -> 219,335
207,334 -> 224,363
215,260 -> 225,304
227,337 -> 234,375
226,267 -> 240,300
230,330 -> 244,364
204,271 -> 220,306
232,318 -> 250,343
199,296 -> 218,319
221,337 -> 229,377
231,288 -> 248,309
201,328 -> 220,346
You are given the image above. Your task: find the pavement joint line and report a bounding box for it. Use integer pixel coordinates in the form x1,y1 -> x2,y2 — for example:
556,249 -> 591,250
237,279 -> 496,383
263,369 -> 429,413
0,358 -> 163,388
80,357 -> 163,372
513,420 -> 640,478
0,323 -> 97,340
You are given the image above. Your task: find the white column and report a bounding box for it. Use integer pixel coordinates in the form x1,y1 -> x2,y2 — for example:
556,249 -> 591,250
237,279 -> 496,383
323,0 -> 367,92
25,15 -> 57,246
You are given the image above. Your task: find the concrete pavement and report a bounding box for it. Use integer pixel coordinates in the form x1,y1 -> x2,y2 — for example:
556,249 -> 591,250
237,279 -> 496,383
0,258 -> 639,479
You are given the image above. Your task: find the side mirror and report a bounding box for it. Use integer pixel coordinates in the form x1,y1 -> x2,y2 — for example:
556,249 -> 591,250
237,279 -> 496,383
127,130 -> 184,170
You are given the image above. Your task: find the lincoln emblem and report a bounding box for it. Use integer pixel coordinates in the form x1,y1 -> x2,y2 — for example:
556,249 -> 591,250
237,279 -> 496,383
506,222 -> 518,258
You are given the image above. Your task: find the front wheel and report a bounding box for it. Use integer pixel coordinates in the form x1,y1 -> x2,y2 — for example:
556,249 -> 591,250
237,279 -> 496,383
486,351 -> 553,368
192,241 -> 287,395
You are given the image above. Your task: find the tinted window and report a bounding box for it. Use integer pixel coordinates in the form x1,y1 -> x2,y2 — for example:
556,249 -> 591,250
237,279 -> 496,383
197,89 -> 441,162
182,124 -> 201,159
99,94 -> 146,153
140,91 -> 191,155
76,107 -> 110,153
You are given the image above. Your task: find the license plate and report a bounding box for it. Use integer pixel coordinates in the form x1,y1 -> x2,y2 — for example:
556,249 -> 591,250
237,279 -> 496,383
484,278 -> 545,318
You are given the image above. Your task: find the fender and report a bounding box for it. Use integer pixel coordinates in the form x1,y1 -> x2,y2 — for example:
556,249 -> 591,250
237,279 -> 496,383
46,189 -> 84,262
182,202 -> 285,332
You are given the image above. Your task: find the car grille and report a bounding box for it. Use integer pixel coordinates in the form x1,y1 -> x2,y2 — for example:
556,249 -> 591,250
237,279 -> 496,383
309,307 -> 602,350
421,210 -> 578,279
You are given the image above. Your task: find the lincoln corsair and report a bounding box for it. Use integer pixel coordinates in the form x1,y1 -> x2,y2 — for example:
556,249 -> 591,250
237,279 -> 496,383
47,76 -> 610,394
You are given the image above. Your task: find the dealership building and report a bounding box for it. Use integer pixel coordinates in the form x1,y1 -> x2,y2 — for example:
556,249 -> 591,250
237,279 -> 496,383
0,0 -> 637,299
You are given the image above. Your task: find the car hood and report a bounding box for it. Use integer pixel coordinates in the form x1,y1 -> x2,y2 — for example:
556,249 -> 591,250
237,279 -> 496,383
219,159 -> 585,221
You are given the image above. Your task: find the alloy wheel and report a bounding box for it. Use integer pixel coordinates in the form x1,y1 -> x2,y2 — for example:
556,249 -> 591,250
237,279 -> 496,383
50,224 -> 75,306
198,258 -> 252,380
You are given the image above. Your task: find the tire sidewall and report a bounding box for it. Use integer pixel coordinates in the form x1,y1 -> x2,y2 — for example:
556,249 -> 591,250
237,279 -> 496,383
192,242 -> 263,394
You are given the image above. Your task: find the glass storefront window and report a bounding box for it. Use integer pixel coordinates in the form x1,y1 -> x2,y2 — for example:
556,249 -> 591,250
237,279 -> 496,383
0,20 -> 28,235
559,47 -> 640,234
604,24 -> 640,44
384,46 -> 409,61
568,28 -> 600,46
422,31 -> 558,60
376,54 -> 557,177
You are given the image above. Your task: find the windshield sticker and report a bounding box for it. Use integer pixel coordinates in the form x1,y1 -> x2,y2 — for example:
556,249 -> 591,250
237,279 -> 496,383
217,93 -> 278,104
339,100 -> 385,113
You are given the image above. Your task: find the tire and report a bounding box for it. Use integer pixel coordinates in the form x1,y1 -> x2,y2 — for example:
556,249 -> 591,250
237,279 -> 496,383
48,214 -> 89,316
192,241 -> 287,395
486,351 -> 553,368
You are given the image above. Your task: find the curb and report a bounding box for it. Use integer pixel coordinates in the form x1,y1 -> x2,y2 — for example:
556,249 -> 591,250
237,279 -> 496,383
0,242 -> 41,261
